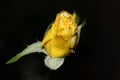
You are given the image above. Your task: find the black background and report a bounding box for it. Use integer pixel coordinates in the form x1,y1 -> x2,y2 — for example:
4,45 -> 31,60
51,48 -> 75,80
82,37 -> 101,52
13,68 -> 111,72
0,0 -> 119,80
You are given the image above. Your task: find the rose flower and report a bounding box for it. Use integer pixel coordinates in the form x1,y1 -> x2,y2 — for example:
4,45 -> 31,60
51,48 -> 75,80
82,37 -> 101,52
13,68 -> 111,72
41,11 -> 78,58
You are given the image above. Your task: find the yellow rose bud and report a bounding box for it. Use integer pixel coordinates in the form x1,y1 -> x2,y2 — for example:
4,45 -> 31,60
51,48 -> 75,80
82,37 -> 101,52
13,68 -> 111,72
41,11 -> 78,58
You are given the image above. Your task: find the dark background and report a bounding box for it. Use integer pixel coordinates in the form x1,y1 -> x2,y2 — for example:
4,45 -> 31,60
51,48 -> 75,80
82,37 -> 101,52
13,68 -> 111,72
0,0 -> 119,80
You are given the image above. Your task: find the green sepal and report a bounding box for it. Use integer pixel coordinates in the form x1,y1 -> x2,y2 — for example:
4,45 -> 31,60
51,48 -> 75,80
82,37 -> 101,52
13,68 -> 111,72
6,41 -> 46,64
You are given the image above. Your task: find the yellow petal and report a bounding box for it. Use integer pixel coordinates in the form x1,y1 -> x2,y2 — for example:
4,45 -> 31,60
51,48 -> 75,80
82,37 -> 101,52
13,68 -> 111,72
41,10 -> 78,58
